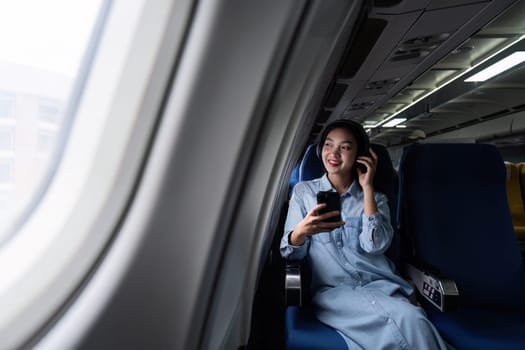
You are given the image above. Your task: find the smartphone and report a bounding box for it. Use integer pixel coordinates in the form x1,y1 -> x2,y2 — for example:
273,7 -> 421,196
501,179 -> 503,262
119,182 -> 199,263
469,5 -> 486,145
316,191 -> 341,222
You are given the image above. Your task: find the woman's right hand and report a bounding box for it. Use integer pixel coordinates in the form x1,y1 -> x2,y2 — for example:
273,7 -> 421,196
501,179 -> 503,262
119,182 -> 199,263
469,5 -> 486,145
289,203 -> 344,245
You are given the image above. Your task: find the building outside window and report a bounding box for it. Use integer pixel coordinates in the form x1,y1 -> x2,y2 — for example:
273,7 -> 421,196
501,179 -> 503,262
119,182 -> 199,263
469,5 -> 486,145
0,160 -> 12,184
0,128 -> 14,152
0,93 -> 15,119
38,98 -> 62,124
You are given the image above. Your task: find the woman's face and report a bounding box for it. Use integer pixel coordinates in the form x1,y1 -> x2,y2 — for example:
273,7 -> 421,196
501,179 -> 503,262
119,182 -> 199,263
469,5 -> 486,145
321,127 -> 358,177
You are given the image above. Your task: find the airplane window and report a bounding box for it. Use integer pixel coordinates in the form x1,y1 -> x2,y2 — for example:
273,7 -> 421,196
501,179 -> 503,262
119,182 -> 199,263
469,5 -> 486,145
0,0 -> 103,244
0,1 -> 185,347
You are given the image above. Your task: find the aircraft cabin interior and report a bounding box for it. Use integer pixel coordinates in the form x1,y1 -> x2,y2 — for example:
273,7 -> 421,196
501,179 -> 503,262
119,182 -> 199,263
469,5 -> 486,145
0,0 -> 525,349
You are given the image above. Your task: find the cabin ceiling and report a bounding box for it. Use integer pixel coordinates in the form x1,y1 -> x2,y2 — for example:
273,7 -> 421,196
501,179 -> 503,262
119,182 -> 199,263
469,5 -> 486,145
313,0 -> 525,147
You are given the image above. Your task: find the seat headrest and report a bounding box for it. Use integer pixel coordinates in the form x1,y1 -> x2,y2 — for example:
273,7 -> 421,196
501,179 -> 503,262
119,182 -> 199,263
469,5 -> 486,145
401,143 -> 505,186
298,144 -> 324,182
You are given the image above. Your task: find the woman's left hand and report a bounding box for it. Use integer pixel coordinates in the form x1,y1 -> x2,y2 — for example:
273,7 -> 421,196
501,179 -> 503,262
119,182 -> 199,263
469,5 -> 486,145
356,147 -> 378,189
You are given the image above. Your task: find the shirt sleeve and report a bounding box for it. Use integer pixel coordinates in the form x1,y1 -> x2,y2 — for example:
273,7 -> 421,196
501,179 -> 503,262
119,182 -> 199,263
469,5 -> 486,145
280,183 -> 310,260
359,192 -> 393,254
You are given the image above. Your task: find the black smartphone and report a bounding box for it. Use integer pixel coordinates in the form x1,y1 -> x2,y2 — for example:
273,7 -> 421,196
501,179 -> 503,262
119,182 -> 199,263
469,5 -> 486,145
316,191 -> 341,222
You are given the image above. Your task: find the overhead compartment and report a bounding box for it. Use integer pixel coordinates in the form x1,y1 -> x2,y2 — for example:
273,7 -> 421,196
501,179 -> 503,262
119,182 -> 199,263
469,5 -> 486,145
324,0 -> 516,123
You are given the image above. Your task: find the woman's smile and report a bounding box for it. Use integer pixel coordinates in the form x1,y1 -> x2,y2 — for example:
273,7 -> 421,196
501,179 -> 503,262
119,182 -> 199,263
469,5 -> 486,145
327,159 -> 341,167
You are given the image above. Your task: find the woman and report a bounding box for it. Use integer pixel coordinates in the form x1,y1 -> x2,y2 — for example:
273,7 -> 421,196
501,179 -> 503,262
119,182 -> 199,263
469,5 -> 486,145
280,119 -> 449,349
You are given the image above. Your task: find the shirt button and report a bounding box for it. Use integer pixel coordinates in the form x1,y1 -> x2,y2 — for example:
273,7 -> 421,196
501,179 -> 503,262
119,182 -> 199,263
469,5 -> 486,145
371,300 -> 375,305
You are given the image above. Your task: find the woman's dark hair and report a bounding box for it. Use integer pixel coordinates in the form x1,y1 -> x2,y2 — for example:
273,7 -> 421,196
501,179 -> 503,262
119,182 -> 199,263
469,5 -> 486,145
316,119 -> 369,159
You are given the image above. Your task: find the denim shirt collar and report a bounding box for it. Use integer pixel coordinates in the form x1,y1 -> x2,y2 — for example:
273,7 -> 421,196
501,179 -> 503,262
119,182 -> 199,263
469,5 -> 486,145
319,173 -> 361,198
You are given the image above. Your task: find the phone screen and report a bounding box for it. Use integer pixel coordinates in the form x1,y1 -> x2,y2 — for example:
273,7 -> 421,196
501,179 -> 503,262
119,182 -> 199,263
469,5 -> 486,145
316,191 -> 341,222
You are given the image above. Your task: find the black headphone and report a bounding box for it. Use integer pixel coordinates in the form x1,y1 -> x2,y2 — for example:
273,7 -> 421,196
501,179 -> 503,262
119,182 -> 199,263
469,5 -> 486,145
316,119 -> 370,159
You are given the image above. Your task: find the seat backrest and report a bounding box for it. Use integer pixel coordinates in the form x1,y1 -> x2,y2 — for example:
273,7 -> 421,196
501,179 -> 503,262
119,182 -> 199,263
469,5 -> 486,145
293,143 -> 400,265
520,163 -> 525,207
289,163 -> 300,196
398,143 -> 525,311
297,144 -> 324,183
505,162 -> 525,228
369,143 -> 400,264
372,144 -> 398,206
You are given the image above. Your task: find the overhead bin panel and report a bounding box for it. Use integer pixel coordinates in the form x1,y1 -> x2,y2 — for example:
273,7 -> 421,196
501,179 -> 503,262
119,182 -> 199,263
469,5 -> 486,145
380,3 -> 488,70
334,1 -> 494,119
338,18 -> 388,79
339,11 -> 422,80
372,0 -> 430,14
319,0 -> 520,144
426,0 -> 491,11
373,0 -> 489,14
512,112 -> 525,133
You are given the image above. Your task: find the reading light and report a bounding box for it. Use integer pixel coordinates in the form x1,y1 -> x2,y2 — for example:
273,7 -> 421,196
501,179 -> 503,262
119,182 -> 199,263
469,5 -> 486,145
383,118 -> 406,127
465,51 -> 525,82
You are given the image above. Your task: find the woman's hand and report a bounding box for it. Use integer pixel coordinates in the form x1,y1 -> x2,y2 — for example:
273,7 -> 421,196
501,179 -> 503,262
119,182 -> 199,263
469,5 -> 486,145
289,203 -> 344,245
356,147 -> 378,190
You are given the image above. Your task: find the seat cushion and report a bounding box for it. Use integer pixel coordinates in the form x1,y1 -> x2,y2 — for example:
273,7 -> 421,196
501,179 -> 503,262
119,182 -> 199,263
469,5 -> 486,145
285,306 -> 347,350
426,306 -> 525,350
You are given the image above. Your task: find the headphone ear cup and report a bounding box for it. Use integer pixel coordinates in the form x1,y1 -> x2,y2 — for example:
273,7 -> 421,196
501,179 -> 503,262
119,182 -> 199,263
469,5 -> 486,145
360,130 -> 370,156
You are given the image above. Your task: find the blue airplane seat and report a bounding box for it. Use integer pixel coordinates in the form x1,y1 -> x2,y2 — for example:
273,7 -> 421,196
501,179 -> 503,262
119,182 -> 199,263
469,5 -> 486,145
370,143 -> 399,265
289,164 -> 300,195
297,144 -> 325,186
289,144 -> 323,198
284,143 -> 399,350
398,143 -> 525,350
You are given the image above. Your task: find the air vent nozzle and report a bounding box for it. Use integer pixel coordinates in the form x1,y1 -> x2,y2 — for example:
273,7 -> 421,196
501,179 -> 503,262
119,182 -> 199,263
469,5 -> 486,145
366,78 -> 400,90
347,101 -> 375,111
390,33 -> 451,62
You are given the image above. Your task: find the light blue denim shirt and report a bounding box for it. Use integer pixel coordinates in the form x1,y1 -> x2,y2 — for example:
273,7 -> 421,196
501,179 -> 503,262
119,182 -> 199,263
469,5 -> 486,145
281,174 -> 412,296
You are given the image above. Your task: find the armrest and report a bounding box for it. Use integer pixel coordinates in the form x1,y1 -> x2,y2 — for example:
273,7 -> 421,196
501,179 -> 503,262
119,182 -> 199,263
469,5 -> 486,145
405,263 -> 459,312
285,260 -> 304,306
